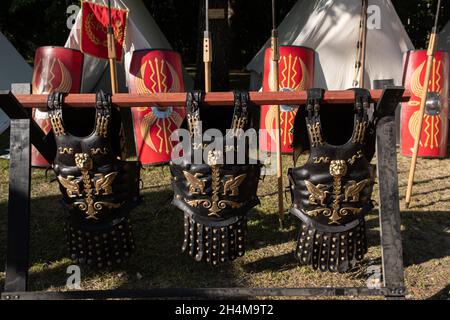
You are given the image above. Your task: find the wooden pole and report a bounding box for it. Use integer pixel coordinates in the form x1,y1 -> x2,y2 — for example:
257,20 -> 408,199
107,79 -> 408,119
405,0 -> 441,208
107,0 -> 118,94
359,0 -> 368,88
9,90 -> 412,108
353,0 -> 368,88
203,0 -> 212,92
271,0 -> 284,229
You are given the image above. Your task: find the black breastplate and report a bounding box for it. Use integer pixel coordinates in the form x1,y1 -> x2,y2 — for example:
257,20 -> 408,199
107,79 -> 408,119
288,88 -> 375,272
170,91 -> 261,265
48,91 -> 141,267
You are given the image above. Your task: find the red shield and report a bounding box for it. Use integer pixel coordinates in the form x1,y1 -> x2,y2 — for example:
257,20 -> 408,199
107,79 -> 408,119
128,49 -> 185,166
401,50 -> 449,158
260,46 -> 315,153
31,46 -> 84,167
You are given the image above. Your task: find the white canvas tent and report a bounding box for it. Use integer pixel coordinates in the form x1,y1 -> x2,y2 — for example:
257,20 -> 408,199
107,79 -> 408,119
65,0 -> 193,92
247,0 -> 414,90
0,32 -> 32,134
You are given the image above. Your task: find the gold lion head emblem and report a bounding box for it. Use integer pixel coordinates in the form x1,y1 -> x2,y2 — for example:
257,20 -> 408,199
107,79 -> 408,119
75,153 -> 93,171
329,160 -> 347,178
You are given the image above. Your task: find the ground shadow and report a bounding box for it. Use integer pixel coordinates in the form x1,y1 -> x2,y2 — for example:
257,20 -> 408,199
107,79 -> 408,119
0,187 -> 250,292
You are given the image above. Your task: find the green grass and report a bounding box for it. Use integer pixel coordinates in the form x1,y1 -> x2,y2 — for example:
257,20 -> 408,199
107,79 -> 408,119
0,149 -> 449,299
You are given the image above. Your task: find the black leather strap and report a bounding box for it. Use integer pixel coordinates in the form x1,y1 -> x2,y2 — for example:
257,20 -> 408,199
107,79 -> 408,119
96,90 -> 112,116
47,92 -> 64,115
231,91 -> 250,131
351,88 -> 371,120
306,88 -> 325,119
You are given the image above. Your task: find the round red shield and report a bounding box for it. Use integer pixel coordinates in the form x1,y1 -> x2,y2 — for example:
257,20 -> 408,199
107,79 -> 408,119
31,46 -> 84,167
128,49 -> 185,166
401,50 -> 449,158
259,46 -> 315,154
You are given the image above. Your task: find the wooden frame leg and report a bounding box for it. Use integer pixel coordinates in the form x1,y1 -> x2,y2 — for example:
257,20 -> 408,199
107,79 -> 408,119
4,119 -> 31,292
376,116 -> 406,299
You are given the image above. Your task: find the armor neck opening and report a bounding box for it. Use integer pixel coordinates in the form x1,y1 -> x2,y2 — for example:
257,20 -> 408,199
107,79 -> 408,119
61,107 -> 96,137
318,103 -> 357,146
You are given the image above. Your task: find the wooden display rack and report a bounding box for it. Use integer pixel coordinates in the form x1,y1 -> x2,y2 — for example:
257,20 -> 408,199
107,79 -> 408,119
0,86 -> 408,299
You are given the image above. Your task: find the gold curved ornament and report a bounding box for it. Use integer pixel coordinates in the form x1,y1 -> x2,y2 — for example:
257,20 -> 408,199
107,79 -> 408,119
408,111 -> 440,149
266,54 -> 308,146
410,60 -> 426,99
134,57 -> 183,152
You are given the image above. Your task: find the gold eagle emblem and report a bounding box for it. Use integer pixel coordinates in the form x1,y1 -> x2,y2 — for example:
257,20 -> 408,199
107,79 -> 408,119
57,175 -> 81,198
344,179 -> 371,202
223,174 -> 247,196
304,180 -> 329,206
94,172 -> 118,195
183,171 -> 206,195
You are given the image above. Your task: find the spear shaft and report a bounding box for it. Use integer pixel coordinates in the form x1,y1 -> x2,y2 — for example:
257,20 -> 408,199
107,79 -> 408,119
203,0 -> 212,92
405,0 -> 442,207
107,0 -> 118,94
271,0 -> 284,228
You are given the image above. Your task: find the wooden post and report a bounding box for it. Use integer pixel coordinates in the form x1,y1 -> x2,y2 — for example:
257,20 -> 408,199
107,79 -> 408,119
375,87 -> 406,299
5,118 -> 31,292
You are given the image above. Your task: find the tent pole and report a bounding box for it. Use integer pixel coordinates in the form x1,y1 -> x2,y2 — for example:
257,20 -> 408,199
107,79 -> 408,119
405,0 -> 442,208
359,0 -> 368,88
353,0 -> 369,88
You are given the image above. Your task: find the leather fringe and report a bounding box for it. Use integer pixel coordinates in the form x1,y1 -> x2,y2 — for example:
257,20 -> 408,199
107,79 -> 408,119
64,217 -> 135,268
182,213 -> 247,266
295,219 -> 367,273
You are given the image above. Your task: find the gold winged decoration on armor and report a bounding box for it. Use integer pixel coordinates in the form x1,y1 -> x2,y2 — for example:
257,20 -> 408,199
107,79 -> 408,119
183,171 -> 206,195
304,180 -> 329,205
57,153 -> 122,220
94,172 -> 118,195
223,174 -> 247,196
344,179 -> 371,202
57,175 -> 81,198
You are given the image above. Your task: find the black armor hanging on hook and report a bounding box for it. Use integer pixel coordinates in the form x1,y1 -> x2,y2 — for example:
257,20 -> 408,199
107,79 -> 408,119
170,91 -> 261,266
288,88 -> 376,272
48,91 -> 141,267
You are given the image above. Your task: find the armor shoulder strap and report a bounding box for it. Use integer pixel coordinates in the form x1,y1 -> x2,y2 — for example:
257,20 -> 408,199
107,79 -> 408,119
292,88 -> 326,165
94,90 -> 112,138
231,91 -> 250,131
47,92 -> 66,137
349,88 -> 371,145
186,91 -> 203,137
305,88 -> 326,146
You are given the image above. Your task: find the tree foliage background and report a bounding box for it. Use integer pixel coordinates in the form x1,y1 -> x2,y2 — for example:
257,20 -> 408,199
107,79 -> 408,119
0,0 -> 449,68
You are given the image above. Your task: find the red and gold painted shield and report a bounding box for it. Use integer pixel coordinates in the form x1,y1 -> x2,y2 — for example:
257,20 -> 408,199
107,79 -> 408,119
401,50 -> 449,158
259,46 -> 314,153
128,49 -> 185,166
31,46 -> 84,167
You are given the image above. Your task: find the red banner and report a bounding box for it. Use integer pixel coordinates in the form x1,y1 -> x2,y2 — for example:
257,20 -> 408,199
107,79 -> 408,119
81,1 -> 128,61
260,46 -> 315,153
128,49 -> 185,166
401,50 -> 449,158
31,46 -> 84,167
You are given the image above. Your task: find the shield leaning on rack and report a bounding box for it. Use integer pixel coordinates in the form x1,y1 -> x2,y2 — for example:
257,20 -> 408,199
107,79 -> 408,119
31,46 -> 84,167
259,46 -> 314,154
401,50 -> 449,158
128,49 -> 185,166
